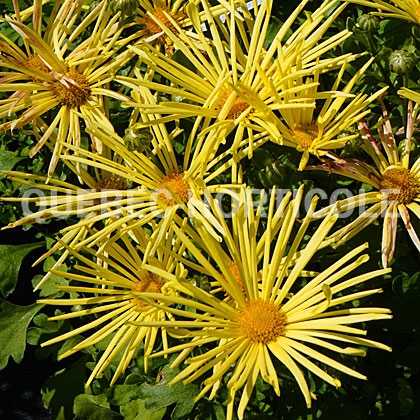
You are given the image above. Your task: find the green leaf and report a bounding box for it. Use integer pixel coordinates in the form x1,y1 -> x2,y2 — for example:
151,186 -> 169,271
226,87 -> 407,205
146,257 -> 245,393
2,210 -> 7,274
0,150 -> 24,178
121,399 -> 166,420
107,383 -> 142,406
73,393 -> 122,420
0,300 -> 44,370
0,242 -> 43,298
26,313 -> 64,345
139,363 -> 199,420
42,355 -> 89,420
31,256 -> 68,297
196,400 -> 226,420
390,272 -> 420,332
58,335 -> 85,358
264,15 -> 283,49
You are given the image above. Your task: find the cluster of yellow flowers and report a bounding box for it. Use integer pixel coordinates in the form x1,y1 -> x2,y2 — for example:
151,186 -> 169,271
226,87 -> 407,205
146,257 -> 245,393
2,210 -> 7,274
1,0 -> 420,418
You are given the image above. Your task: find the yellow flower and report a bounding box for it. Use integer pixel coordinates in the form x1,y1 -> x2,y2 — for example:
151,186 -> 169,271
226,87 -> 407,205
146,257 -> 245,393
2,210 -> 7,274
0,144 -> 130,290
131,187 -> 392,420
345,0 -> 420,24
0,0 -> 134,175
120,0 -> 359,158
0,81 -> 253,274
133,0 -> 233,55
37,226 -> 185,386
312,97 -> 420,267
245,57 -> 387,170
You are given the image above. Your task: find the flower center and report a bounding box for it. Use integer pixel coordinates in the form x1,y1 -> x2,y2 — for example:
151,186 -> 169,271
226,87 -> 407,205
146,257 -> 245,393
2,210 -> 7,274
227,260 -> 243,289
292,123 -> 319,149
140,7 -> 185,49
93,175 -> 127,207
156,170 -> 189,206
96,176 -> 127,191
380,167 -> 420,204
143,8 -> 175,36
131,274 -> 166,308
219,259 -> 244,296
51,70 -> 91,108
238,300 -> 286,344
218,89 -> 252,120
27,54 -> 49,81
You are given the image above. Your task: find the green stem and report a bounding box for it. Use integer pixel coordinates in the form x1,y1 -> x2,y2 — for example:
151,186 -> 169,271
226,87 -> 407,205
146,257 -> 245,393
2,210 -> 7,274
402,73 -> 409,132
365,33 -> 399,98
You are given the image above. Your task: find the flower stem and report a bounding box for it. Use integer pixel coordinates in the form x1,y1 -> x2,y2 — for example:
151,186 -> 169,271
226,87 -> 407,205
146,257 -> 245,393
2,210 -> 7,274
366,33 -> 399,98
402,74 -> 410,132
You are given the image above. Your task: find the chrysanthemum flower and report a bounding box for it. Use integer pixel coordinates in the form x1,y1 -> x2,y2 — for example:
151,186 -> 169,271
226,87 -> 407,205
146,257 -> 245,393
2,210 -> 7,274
37,226 -> 186,386
120,0 -> 359,157
344,0 -> 420,25
130,187 -> 392,419
0,145 -> 131,289
0,0 -> 134,175
133,0 -> 236,55
243,57 -> 387,170
311,98 -> 420,267
0,81 -> 255,267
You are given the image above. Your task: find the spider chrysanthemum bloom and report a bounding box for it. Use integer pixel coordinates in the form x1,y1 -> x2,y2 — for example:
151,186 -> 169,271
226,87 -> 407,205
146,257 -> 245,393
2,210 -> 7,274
131,187 -> 392,419
311,97 -> 420,267
0,144 -> 132,289
37,227 -> 186,386
344,0 -> 420,24
120,0 -> 360,158
244,56 -> 388,170
0,80 -> 251,267
0,0 -> 135,175
133,0 -> 235,55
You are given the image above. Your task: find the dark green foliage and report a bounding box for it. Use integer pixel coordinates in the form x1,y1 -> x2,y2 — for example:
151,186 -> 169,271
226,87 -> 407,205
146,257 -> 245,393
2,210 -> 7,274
0,243 -> 42,297
0,300 -> 44,369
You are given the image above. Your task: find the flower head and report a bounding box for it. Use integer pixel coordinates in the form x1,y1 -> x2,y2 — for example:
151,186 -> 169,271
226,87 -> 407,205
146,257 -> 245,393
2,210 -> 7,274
37,226 -> 185,386
0,0 -> 134,175
0,78 -> 253,276
120,0 -> 361,160
135,0 -> 187,54
246,57 -> 387,170
133,0 -> 234,55
131,187 -> 392,419
311,97 -> 420,267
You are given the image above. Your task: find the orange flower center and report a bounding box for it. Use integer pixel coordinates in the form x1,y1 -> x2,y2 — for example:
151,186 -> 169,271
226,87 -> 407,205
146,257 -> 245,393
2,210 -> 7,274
227,259 -> 243,289
51,70 -> 91,108
156,170 -> 189,206
238,300 -> 286,344
219,259 -> 244,296
217,89 -> 252,120
95,176 -> 126,191
93,176 -> 127,207
292,123 -> 319,149
380,167 -> 420,204
131,274 -> 166,308
142,7 -> 181,41
27,54 -> 49,81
